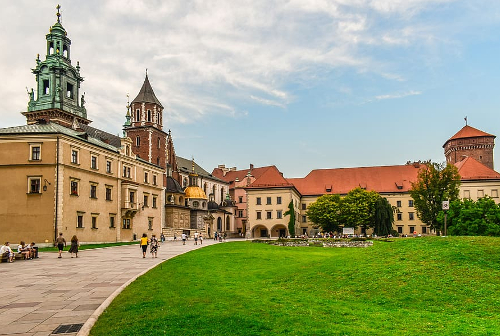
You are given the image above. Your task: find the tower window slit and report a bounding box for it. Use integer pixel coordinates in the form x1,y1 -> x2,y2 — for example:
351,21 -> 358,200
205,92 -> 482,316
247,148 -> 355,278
43,80 -> 50,95
63,44 -> 68,58
66,83 -> 74,99
49,42 -> 54,55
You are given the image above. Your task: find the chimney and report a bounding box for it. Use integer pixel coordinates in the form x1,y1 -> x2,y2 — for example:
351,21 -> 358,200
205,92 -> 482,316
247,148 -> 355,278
250,163 -> 254,170
413,162 -> 420,168
218,164 -> 226,169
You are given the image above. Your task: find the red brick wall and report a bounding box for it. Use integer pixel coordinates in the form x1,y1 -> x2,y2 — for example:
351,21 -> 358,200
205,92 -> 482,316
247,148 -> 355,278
445,136 -> 495,170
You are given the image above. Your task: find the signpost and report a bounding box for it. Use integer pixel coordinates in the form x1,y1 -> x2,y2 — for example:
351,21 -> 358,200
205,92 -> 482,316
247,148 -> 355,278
442,201 -> 449,236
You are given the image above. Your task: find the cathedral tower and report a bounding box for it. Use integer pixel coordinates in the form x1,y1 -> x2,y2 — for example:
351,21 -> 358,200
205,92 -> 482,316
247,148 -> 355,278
124,73 -> 168,169
443,124 -> 496,170
23,5 -> 89,127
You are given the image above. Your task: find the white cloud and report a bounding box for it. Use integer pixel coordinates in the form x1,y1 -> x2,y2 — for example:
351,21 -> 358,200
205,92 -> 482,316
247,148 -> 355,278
375,90 -> 422,100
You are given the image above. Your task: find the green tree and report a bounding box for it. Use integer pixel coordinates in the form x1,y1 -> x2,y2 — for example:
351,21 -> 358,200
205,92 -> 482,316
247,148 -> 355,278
283,200 -> 296,237
441,197 -> 500,236
305,194 -> 343,233
342,187 -> 380,233
409,162 -> 461,234
373,197 -> 395,236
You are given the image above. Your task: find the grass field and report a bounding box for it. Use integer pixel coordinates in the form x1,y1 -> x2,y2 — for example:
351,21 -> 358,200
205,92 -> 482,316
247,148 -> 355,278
90,237 -> 500,335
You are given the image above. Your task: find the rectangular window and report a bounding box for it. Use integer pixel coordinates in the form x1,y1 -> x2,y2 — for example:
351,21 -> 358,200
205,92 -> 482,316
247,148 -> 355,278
266,197 -> 272,205
123,166 -> 131,178
90,184 -> 97,199
91,215 -> 98,229
109,215 -> 116,228
71,150 -> 79,164
409,226 -> 415,233
492,189 -> 499,198
106,160 -> 112,173
302,215 -> 307,223
148,218 -> 153,230
238,196 -> 243,203
396,200 -> 402,207
153,175 -> 157,185
136,136 -> 140,147
129,191 -> 135,204
478,190 -> 484,198
256,197 -> 261,205
152,196 -> 157,208
77,213 -> 84,228
122,218 -> 131,229
30,144 -> 41,161
277,210 -> 282,219
70,180 -> 79,196
43,79 -> 50,95
409,212 -> 415,220
91,155 -> 98,169
397,213 -> 402,221
28,177 -> 41,194
105,187 -> 112,201
397,226 -> 403,234
66,82 -> 74,99
422,226 -> 427,234
238,210 -> 244,217
256,211 -> 262,220
301,203 -> 306,210
144,172 -> 149,183
277,197 -> 282,205
408,200 -> 414,207
464,190 -> 470,199
266,211 -> 272,219
143,195 -> 149,207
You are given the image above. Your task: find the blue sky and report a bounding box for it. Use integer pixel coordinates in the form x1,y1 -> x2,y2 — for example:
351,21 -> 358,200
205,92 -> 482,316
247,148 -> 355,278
1,1 -> 499,177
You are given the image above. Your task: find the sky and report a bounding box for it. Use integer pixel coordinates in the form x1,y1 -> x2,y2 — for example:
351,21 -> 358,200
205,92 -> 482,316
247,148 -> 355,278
1,1 -> 500,178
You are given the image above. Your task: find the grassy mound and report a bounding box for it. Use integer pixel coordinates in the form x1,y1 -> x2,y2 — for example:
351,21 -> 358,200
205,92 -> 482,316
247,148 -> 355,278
90,237 -> 500,335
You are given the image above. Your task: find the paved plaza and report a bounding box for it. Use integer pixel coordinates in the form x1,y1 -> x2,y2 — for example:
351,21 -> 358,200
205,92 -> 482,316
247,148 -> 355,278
0,239 -> 217,336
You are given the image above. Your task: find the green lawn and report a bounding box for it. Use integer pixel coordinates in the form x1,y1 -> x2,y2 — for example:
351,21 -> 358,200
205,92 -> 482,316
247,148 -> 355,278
90,237 -> 500,335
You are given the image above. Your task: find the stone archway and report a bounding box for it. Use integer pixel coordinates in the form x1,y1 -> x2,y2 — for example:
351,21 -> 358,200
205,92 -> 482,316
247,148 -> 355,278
270,224 -> 288,238
252,225 -> 269,238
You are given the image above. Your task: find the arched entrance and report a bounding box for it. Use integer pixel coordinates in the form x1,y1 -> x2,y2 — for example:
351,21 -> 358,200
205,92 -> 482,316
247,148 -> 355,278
271,224 -> 288,238
252,225 -> 269,238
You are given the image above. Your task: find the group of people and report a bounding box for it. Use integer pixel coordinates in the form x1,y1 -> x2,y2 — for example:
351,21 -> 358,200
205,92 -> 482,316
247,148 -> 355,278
140,233 -> 160,258
0,241 -> 38,262
213,231 -> 227,242
55,233 -> 80,258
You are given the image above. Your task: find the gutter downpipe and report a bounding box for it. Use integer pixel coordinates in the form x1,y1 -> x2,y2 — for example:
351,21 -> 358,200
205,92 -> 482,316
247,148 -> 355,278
54,136 -> 60,243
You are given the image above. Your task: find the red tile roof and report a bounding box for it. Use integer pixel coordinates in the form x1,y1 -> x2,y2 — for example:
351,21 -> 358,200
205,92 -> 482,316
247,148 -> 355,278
288,164 -> 423,196
454,157 -> 500,180
212,165 -> 289,188
444,125 -> 495,147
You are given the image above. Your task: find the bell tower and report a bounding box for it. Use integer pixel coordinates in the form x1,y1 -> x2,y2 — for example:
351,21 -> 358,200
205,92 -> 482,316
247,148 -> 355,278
124,72 -> 168,169
23,5 -> 89,127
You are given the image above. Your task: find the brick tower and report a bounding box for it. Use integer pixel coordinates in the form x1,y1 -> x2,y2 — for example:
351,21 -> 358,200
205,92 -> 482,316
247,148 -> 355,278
443,124 -> 496,170
124,73 -> 168,169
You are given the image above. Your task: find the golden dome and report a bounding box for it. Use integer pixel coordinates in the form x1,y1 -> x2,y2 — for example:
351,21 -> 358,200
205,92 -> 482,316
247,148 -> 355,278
184,186 -> 207,199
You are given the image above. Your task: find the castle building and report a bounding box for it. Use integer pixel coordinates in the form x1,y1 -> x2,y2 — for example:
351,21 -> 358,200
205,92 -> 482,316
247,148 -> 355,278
0,8 -> 164,245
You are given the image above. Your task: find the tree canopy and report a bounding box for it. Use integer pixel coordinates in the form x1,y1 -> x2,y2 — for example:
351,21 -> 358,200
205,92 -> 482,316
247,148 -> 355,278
305,194 -> 343,233
409,162 -> 460,233
342,187 -> 380,232
373,197 -> 395,236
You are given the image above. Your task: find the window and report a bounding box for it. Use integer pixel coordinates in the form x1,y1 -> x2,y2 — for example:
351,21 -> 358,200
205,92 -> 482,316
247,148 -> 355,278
28,177 -> 41,194
396,200 -> 402,207
301,203 -> 306,210
30,144 -> 41,161
147,110 -> 151,122
256,211 -> 262,220
492,189 -> 499,198
302,215 -> 307,223
136,109 -> 140,122
77,213 -> 84,228
148,217 -> 153,230
153,175 -> 157,185
105,186 -> 112,201
122,218 -> 131,229
90,184 -> 97,199
256,197 -> 261,205
143,194 -> 149,207
70,180 -> 79,196
277,210 -> 282,219
478,190 -> 484,198
408,200 -> 414,207
266,197 -> 272,205
409,226 -> 415,233
157,137 -> 161,149
91,215 -> 98,229
409,212 -> 414,220
238,196 -> 243,203
123,166 -> 131,178
463,190 -> 470,199
397,226 -> 403,234
136,136 -> 140,147
91,155 -> 98,169
129,191 -> 135,204
422,226 -> 427,234
71,149 -> 79,164
266,211 -> 272,219
144,172 -> 149,183
238,210 -> 244,217
277,197 -> 282,205
183,178 -> 188,188
152,196 -> 157,208
106,160 -> 112,173
66,82 -> 74,98
43,79 -> 50,95
192,200 -> 199,208
397,213 -> 402,221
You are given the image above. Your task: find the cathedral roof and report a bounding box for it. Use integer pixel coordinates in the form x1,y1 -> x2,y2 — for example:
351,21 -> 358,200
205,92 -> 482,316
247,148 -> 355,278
132,75 -> 163,108
444,125 -> 495,147
177,156 -> 226,183
454,157 -> 500,180
166,176 -> 184,193
184,186 -> 208,199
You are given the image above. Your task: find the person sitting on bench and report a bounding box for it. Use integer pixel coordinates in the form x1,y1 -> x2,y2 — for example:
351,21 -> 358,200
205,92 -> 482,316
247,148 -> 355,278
1,242 -> 14,262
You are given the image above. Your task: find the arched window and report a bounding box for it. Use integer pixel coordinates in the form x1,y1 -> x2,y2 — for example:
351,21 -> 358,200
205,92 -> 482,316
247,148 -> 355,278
225,215 -> 230,230
217,217 -> 222,231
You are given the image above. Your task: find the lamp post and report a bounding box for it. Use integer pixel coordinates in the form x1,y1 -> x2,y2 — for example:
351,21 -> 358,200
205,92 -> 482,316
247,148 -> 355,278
442,200 -> 449,236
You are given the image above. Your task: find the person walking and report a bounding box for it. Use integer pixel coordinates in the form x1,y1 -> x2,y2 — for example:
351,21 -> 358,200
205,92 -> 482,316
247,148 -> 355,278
181,233 -> 187,245
68,235 -> 79,258
194,231 -> 199,245
56,232 -> 66,258
199,233 -> 203,245
150,234 -> 159,258
140,233 -> 149,258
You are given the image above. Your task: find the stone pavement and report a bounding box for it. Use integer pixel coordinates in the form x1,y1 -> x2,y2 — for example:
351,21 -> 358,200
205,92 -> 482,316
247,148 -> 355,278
0,239 -> 218,336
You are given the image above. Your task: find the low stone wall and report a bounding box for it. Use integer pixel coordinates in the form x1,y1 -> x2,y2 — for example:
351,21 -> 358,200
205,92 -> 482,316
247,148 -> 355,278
252,239 -> 373,248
